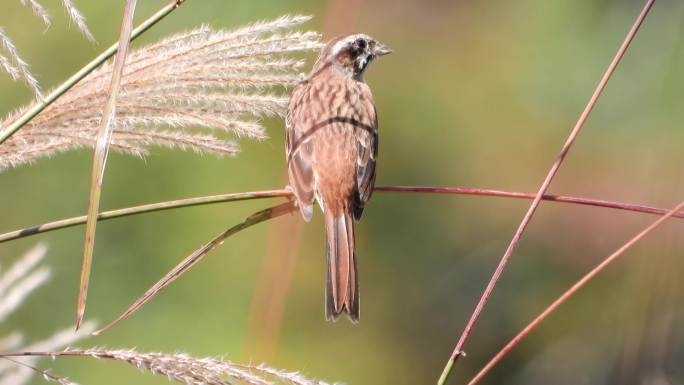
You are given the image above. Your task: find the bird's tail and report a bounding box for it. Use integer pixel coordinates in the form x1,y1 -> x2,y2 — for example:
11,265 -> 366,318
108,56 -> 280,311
324,210 -> 359,322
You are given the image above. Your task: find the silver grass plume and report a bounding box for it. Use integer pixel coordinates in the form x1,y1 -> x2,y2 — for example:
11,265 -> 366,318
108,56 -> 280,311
0,15 -> 322,171
4,0 -> 94,98
59,0 -> 95,42
0,27 -> 43,99
18,0 -> 94,40
0,244 -> 94,385
19,0 -> 51,26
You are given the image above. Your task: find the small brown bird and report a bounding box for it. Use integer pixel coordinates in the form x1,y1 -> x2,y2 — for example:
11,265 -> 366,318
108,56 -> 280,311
285,34 -> 391,322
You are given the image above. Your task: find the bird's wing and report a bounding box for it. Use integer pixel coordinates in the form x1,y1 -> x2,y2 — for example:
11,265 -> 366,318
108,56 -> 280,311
286,83 -> 316,221
353,85 -> 378,220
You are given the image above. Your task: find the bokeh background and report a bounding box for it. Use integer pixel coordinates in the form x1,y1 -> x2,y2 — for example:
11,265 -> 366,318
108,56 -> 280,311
1,0 -> 683,384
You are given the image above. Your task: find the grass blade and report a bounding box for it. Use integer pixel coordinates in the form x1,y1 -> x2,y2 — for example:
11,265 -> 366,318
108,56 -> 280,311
93,201 -> 296,335
77,0 -> 138,330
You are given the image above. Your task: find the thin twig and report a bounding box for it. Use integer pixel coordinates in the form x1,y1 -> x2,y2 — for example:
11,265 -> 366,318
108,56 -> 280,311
467,200 -> 684,385
93,201 -> 297,335
437,2 -> 656,383
0,0 -> 189,144
77,0 -> 138,331
0,357 -> 77,385
1,186 -> 683,244
0,190 -> 289,243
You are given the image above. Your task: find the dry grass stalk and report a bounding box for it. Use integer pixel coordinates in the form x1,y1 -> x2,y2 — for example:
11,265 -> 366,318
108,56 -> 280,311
0,245 -> 94,385
0,15 -> 322,172
0,323 -> 95,385
1,358 -> 79,385
0,246 -> 335,385
1,349 -> 339,385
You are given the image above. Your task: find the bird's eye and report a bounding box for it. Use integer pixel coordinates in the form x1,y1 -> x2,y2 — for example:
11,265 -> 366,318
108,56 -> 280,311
355,38 -> 367,50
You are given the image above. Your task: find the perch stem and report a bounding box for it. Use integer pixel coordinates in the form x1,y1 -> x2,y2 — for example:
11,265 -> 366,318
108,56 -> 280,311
1,186 -> 683,244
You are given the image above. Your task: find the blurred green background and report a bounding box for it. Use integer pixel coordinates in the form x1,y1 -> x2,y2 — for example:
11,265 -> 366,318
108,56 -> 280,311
1,0 -> 684,384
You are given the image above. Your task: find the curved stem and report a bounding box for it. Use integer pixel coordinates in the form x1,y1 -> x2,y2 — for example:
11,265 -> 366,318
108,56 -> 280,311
92,201 -> 297,335
1,185 -> 682,244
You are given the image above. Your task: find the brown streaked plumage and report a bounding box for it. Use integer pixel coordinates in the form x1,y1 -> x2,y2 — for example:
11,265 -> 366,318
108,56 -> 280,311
285,34 -> 391,322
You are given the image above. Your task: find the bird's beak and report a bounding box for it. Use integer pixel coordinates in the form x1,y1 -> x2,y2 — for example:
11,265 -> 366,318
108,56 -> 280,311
373,43 -> 392,56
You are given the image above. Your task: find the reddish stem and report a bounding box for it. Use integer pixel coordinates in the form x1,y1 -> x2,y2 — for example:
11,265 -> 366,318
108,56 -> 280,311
467,201 -> 684,385
438,1 -> 656,383
376,186 -> 684,218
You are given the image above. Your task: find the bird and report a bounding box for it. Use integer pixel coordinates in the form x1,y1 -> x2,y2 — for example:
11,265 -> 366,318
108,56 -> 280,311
285,34 -> 391,322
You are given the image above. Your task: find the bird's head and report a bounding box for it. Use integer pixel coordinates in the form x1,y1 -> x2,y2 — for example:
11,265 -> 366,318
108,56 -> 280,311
313,34 -> 392,80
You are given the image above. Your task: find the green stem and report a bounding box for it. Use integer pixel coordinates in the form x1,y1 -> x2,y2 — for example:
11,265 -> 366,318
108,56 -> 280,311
437,359 -> 454,385
0,189 -> 290,243
0,0 -> 189,144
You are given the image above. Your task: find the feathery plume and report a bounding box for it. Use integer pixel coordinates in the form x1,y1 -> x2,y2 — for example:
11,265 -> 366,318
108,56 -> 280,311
0,246 -> 95,385
0,51 -> 21,81
0,267 -> 49,322
0,16 -> 322,172
0,243 -> 47,294
60,0 -> 95,41
0,243 -> 49,322
18,0 -> 51,26
0,27 -> 43,99
3,0 -> 93,97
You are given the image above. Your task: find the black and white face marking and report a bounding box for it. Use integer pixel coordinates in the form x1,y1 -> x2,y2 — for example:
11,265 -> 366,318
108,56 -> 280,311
350,37 -> 373,75
328,34 -> 392,79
